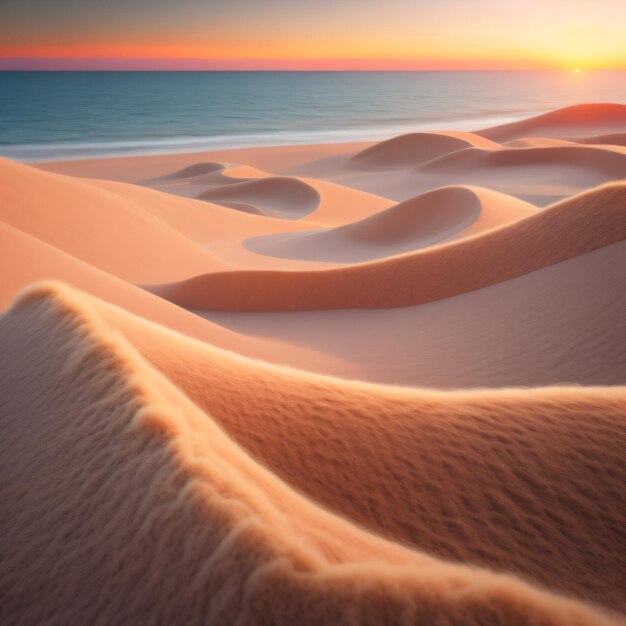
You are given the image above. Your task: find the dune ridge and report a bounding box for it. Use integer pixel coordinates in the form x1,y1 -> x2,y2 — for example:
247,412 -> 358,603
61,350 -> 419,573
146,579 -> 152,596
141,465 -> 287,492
0,158 -> 351,276
202,239 -> 626,387
351,131 -> 500,169
417,145 -> 626,180
1,282 -> 624,625
247,186 -> 536,262
0,220 -> 339,370
571,133 -> 626,147
153,182 -> 626,311
0,158 -> 229,282
149,161 -> 226,181
197,176 -> 321,219
476,103 -> 626,141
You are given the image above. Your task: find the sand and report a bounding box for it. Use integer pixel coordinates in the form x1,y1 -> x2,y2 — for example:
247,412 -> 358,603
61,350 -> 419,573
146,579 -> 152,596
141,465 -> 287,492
1,103 -> 625,625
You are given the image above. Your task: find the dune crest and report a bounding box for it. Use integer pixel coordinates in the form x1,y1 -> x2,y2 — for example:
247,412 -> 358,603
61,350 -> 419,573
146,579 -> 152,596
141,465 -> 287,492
153,182 -> 626,311
477,103 -> 626,141
352,131 -> 500,169
148,161 -> 226,181
571,133 -> 626,147
1,283 -> 624,625
0,158 -> 228,282
203,240 -> 626,387
417,144 -> 626,180
247,186 -> 535,263
196,176 -> 321,219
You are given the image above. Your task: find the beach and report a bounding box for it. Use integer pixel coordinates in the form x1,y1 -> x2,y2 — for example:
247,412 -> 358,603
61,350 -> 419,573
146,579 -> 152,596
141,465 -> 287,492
1,102 -> 626,625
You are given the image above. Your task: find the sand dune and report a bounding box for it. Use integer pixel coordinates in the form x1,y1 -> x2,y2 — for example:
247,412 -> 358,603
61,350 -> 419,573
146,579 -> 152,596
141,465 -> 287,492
504,137 -> 585,149
160,170 -> 392,227
477,103 -> 626,141
212,200 -> 266,215
0,158 -> 228,282
196,176 -> 321,219
504,136 -> 626,150
142,164 -> 394,230
571,133 -> 626,147
0,158 -> 350,274
146,163 -> 272,194
309,134 -> 626,208
248,186 -> 535,263
0,221 -> 341,372
2,104 -> 626,625
149,161 -> 226,181
394,144 -> 626,206
351,131 -> 500,169
153,182 -> 626,311
204,240 -> 626,387
1,283 -> 624,625
40,140 -> 372,183
418,144 -> 626,180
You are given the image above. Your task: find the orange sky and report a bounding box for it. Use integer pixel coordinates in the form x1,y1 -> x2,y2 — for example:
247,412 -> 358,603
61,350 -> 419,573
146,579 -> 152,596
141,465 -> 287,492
1,0 -> 625,70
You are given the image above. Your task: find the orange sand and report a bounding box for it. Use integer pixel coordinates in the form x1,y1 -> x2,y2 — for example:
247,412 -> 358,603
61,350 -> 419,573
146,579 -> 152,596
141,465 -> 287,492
1,103 -> 625,625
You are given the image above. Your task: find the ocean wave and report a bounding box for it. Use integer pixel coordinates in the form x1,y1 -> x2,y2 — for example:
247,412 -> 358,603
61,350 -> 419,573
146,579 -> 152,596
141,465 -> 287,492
0,113 -> 528,162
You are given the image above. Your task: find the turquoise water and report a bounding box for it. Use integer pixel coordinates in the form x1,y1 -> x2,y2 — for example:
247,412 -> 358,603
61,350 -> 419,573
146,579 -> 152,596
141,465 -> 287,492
0,70 -> 624,161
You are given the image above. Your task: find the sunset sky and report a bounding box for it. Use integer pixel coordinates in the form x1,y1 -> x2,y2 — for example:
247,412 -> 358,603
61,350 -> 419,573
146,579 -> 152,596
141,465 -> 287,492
1,0 -> 625,70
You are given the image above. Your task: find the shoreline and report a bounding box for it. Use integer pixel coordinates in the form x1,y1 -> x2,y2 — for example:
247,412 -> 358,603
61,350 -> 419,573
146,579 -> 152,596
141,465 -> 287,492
3,69 -> 625,163
5,112 -> 532,163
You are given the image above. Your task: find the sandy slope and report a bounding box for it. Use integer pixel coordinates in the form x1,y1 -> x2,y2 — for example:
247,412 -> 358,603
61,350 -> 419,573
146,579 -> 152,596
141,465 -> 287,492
202,240 -> 626,387
572,133 -> 626,147
351,131 -> 500,168
418,145 -> 626,181
197,176 -> 321,218
143,161 -> 395,228
336,143 -> 626,206
0,158 -> 229,281
1,284 -> 624,625
247,186 -> 536,263
476,103 -> 626,142
0,158 -> 391,272
2,104 -> 626,624
153,182 -> 626,311
0,220 -> 353,377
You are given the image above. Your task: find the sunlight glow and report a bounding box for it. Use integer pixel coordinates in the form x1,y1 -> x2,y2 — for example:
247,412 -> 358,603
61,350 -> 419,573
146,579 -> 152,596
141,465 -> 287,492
0,0 -> 624,70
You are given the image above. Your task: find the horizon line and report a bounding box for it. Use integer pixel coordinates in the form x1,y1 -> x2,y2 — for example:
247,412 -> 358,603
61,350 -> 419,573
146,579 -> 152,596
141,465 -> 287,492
1,58 -> 624,72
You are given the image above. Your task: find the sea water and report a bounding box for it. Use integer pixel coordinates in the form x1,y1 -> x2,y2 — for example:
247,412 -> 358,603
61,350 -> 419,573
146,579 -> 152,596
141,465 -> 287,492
0,70 -> 624,161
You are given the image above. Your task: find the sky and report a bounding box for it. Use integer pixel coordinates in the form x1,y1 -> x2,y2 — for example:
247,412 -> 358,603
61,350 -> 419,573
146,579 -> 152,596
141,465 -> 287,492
0,0 -> 625,70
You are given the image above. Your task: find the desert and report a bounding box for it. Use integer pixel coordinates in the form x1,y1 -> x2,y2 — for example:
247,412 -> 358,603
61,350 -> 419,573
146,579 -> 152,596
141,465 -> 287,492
1,102 -> 625,625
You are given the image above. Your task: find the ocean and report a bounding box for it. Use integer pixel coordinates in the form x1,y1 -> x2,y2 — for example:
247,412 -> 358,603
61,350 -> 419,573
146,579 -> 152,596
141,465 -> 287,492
1,70 -> 625,161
